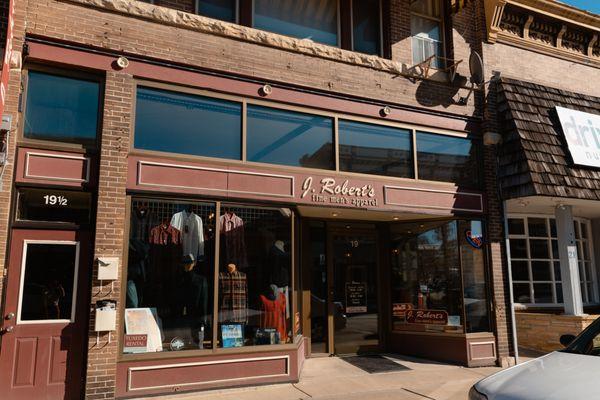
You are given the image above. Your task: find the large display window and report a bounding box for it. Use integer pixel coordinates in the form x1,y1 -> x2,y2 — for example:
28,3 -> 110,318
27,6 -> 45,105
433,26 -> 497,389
122,197 -> 294,355
390,219 -> 490,334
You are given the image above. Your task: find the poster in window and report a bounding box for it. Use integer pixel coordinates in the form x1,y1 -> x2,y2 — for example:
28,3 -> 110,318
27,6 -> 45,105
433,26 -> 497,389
345,282 -> 367,314
124,308 -> 163,352
222,324 -> 244,348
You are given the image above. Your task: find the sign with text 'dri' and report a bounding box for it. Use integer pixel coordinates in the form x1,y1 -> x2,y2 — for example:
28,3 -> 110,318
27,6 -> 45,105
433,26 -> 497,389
556,106 -> 600,168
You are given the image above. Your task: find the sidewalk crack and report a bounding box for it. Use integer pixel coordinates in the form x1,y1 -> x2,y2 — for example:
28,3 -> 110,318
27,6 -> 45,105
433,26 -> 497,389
402,387 -> 437,399
292,383 -> 313,398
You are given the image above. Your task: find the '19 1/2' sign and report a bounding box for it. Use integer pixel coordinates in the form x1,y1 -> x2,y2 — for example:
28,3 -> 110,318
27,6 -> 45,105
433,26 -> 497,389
43,194 -> 68,206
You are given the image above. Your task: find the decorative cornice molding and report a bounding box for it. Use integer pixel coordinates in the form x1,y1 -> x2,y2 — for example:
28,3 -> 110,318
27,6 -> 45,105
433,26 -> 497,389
484,0 -> 600,67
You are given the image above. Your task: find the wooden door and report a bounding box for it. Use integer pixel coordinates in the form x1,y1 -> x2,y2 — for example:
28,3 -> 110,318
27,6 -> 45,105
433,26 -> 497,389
0,229 -> 90,400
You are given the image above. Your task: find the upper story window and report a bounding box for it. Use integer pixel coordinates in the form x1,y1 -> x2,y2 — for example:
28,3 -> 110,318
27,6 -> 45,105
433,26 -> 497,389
196,0 -> 237,22
253,0 -> 339,46
352,0 -> 382,55
24,71 -> 100,146
134,86 -> 242,160
410,0 -> 444,69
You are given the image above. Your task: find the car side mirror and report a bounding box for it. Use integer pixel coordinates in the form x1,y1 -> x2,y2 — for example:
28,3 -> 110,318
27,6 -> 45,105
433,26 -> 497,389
560,334 -> 576,347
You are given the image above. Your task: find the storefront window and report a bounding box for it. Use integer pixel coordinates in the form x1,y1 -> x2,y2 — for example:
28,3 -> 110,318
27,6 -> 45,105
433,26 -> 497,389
134,86 -> 242,160
24,71 -> 100,145
352,0 -> 381,55
459,220 -> 490,332
217,204 -> 292,347
416,132 -> 480,187
253,0 -> 338,46
508,216 -> 596,305
390,220 -> 465,333
124,199 -> 216,353
196,0 -> 236,22
247,105 -> 334,169
338,120 -> 413,178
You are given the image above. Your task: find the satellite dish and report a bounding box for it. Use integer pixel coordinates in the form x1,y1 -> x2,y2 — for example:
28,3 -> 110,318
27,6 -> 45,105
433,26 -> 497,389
469,51 -> 484,86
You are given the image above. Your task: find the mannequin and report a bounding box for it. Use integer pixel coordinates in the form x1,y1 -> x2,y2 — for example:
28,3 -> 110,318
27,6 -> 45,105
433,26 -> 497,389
268,240 -> 290,319
219,263 -> 248,323
259,284 -> 287,343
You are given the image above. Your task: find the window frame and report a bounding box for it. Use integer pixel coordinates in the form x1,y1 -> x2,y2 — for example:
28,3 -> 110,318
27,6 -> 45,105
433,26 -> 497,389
131,79 -> 477,187
195,0 -> 240,24
409,0 -> 447,69
389,217 -> 492,335
251,0 -> 342,48
118,195 -> 298,361
508,214 -> 598,307
349,0 -> 384,56
20,66 -> 104,151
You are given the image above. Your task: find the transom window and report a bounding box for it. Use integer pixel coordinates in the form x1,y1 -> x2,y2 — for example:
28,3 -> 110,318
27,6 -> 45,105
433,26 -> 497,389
133,84 -> 480,186
24,71 -> 101,146
508,216 -> 596,305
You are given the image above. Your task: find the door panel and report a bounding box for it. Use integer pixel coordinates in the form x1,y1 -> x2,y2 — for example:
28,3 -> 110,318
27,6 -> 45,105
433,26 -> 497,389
331,230 -> 379,355
0,229 -> 89,400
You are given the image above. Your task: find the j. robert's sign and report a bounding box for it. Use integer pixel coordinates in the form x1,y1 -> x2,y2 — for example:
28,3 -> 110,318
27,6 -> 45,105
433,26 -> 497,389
556,107 -> 600,168
300,176 -> 378,207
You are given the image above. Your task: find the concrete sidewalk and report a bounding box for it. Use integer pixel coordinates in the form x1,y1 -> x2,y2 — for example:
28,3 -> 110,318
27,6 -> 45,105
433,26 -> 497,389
139,355 -> 504,400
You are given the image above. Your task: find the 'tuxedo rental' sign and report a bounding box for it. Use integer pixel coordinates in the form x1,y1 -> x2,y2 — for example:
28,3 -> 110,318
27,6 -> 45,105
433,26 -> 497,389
556,106 -> 600,168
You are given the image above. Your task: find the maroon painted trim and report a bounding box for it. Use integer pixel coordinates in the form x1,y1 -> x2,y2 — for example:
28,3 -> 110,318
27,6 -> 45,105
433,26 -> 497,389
115,347 -> 300,397
128,154 -> 485,215
26,41 -> 474,132
15,147 -> 96,188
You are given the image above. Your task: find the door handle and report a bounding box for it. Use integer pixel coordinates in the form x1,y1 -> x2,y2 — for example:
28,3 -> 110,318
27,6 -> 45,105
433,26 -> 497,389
1,326 -> 13,334
5,312 -> 15,320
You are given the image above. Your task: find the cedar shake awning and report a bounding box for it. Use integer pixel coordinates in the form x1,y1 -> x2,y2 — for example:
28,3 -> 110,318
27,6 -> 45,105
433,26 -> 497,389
497,77 -> 600,201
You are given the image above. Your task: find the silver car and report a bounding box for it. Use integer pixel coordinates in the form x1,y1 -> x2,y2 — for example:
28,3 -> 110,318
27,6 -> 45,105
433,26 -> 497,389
469,317 -> 600,400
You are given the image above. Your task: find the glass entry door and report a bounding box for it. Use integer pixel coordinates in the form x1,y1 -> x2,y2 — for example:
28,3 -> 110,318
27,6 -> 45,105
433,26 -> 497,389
330,230 -> 379,354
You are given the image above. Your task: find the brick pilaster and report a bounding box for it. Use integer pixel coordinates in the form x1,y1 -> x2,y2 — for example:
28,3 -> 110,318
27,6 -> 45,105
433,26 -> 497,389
85,71 -> 133,399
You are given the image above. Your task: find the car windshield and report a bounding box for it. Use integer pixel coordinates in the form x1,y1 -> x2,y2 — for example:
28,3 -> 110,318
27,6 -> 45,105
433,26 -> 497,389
562,318 -> 600,356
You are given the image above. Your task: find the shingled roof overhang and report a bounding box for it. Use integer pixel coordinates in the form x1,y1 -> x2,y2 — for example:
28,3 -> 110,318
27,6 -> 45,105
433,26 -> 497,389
497,77 -> 600,201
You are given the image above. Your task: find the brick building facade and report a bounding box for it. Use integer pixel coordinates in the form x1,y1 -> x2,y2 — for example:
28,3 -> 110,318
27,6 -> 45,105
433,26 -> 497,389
6,0 -> 595,398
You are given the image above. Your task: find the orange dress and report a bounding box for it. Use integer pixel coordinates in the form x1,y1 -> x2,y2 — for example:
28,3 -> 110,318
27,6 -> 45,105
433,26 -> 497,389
259,293 -> 287,342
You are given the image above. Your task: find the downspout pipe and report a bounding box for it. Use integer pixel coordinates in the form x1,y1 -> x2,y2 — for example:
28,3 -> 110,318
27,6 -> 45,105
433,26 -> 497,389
502,200 -> 520,365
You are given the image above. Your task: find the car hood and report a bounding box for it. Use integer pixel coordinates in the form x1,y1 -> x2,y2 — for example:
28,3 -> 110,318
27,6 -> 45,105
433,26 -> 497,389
476,351 -> 600,400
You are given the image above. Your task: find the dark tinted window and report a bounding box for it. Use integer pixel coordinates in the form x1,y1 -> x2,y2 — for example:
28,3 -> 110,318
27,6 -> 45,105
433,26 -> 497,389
339,120 -> 413,178
134,87 -> 242,160
352,0 -> 381,55
254,0 -> 338,46
416,132 -> 480,187
17,188 -> 92,225
197,0 -> 236,22
247,105 -> 334,169
20,243 -> 77,321
24,71 -> 100,145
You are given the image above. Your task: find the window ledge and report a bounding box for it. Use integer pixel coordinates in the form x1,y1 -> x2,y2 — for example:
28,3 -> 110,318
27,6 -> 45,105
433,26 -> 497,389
66,0 -> 422,79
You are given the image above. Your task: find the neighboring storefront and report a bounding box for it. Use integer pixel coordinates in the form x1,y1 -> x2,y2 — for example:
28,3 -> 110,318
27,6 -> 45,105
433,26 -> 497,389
0,39 -> 500,398
496,76 -> 600,352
